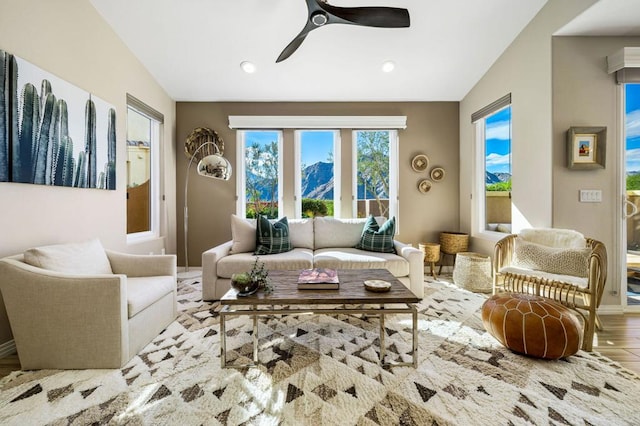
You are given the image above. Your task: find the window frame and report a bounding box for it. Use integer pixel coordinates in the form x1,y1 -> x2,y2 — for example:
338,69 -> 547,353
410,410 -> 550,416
351,129 -> 399,227
294,129 -> 341,219
235,129 -> 284,218
125,103 -> 162,243
472,101 -> 512,240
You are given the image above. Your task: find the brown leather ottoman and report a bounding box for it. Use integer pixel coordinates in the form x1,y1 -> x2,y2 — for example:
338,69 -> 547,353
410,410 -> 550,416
481,293 -> 582,359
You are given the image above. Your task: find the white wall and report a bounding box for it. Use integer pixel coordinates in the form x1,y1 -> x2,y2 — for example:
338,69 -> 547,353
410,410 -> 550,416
459,0 -> 597,255
553,36 -> 640,307
0,0 -> 176,344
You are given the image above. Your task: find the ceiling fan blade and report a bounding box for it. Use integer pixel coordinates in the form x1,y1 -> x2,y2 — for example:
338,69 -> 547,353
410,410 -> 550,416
276,29 -> 311,63
324,5 -> 410,28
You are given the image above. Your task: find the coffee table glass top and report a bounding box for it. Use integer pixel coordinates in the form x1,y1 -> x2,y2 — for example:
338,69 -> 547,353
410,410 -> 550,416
220,268 -> 420,305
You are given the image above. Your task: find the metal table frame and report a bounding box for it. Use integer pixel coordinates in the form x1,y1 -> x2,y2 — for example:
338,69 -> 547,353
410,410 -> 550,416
220,303 -> 418,369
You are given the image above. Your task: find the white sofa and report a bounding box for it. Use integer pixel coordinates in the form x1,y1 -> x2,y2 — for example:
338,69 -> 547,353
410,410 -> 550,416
0,239 -> 177,369
202,216 -> 424,300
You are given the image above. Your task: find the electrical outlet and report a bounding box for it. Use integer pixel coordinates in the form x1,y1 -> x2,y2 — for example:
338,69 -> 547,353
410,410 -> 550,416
579,189 -> 602,203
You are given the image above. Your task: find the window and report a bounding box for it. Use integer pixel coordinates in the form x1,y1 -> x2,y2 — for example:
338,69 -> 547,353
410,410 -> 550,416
294,130 -> 341,218
352,130 -> 398,221
126,95 -> 162,239
473,95 -> 512,234
625,84 -> 640,250
236,130 -> 283,219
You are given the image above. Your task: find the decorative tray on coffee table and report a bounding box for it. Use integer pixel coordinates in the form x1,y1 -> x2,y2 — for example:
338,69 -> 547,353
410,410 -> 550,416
364,279 -> 391,292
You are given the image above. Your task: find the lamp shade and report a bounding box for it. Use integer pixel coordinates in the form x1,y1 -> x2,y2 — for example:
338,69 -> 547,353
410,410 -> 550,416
197,153 -> 232,180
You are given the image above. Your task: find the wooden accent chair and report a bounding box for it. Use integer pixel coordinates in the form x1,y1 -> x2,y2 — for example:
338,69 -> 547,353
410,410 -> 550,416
493,229 -> 607,351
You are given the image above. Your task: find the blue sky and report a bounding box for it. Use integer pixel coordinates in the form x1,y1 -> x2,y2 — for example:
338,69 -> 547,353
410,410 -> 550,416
626,84 -> 640,172
485,106 -> 511,174
245,130 -> 279,148
300,131 -> 333,166
245,130 -> 333,167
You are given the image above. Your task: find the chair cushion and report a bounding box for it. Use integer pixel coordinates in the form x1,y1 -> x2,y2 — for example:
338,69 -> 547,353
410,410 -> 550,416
127,275 -> 176,318
355,215 -> 396,253
519,228 -> 586,249
313,248 -> 409,277
217,249 -> 314,278
23,239 -> 113,275
499,266 -> 588,288
255,215 -> 292,255
512,239 -> 589,278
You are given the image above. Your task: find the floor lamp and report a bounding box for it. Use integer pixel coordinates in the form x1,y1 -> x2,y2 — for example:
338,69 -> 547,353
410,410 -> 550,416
183,128 -> 232,275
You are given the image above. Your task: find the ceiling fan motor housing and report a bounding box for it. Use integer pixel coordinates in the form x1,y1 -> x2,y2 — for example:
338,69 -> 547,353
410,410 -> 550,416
311,11 -> 328,26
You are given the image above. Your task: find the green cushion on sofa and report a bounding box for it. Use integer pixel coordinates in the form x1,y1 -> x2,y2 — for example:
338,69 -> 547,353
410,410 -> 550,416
255,215 -> 293,255
355,215 -> 396,253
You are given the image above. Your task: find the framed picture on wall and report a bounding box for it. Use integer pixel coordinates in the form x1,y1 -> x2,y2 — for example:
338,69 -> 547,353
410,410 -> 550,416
567,126 -> 606,169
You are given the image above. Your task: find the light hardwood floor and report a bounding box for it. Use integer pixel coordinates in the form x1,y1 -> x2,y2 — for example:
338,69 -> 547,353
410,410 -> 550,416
1,314 -> 639,378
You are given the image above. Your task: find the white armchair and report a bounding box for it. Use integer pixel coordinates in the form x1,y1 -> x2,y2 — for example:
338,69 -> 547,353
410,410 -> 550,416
493,228 -> 607,351
0,239 -> 177,369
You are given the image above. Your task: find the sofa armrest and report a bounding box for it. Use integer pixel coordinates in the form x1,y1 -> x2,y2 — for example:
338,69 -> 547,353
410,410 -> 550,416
394,240 -> 425,298
202,241 -> 233,301
106,250 -> 177,279
0,258 -> 129,369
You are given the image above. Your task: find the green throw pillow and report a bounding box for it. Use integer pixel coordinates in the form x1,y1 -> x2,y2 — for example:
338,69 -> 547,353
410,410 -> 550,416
255,215 -> 293,255
355,215 -> 396,253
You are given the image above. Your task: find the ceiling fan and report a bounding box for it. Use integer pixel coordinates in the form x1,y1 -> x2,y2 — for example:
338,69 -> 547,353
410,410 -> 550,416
276,0 -> 410,63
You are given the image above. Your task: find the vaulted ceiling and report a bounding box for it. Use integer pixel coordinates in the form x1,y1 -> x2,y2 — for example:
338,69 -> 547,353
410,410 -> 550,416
89,0 -> 640,102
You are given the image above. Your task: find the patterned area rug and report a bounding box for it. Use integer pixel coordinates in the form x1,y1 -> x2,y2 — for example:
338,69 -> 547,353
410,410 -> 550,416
1,276 -> 639,425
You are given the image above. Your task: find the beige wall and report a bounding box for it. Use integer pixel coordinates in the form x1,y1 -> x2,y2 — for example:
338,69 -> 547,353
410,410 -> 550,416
176,102 -> 460,267
459,0 -> 596,256
0,0 -> 176,345
553,36 -> 640,306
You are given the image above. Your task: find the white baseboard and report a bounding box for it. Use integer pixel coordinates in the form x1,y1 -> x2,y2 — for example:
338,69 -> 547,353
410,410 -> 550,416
598,305 -> 625,315
0,340 -> 16,358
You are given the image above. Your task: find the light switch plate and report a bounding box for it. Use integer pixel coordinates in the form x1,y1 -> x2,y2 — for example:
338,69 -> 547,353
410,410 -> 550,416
579,189 -> 602,203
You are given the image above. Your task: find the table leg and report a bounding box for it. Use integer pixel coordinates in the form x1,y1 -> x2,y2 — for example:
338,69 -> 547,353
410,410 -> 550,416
412,304 -> 418,368
252,305 -> 258,364
379,305 -> 385,365
220,310 -> 227,368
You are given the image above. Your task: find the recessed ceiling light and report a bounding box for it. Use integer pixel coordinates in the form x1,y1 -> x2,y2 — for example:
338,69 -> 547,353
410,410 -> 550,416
240,61 -> 256,74
382,60 -> 395,73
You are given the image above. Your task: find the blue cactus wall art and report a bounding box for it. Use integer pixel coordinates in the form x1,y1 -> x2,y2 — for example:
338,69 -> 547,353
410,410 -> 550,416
0,50 -> 116,190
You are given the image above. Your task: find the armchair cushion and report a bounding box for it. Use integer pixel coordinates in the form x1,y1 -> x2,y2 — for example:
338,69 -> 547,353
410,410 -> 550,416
23,238 -> 113,275
512,239 -> 590,278
127,276 -> 176,317
519,228 -> 586,249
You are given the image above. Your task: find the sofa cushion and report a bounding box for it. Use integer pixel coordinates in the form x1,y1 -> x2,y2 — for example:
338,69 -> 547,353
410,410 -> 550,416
217,249 -> 314,278
314,217 -> 382,249
288,218 -> 314,249
127,276 -> 176,318
229,214 -> 257,254
230,215 -> 314,253
255,215 -> 293,255
313,248 -> 409,277
355,215 -> 396,253
23,238 -> 113,275
512,239 -> 589,278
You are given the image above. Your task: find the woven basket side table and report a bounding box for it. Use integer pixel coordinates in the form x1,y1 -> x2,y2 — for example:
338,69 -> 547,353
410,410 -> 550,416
419,243 -> 440,279
438,232 -> 469,274
452,252 -> 492,293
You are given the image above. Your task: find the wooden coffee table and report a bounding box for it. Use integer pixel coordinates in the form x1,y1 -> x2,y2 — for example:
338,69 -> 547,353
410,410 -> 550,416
219,269 -> 421,369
